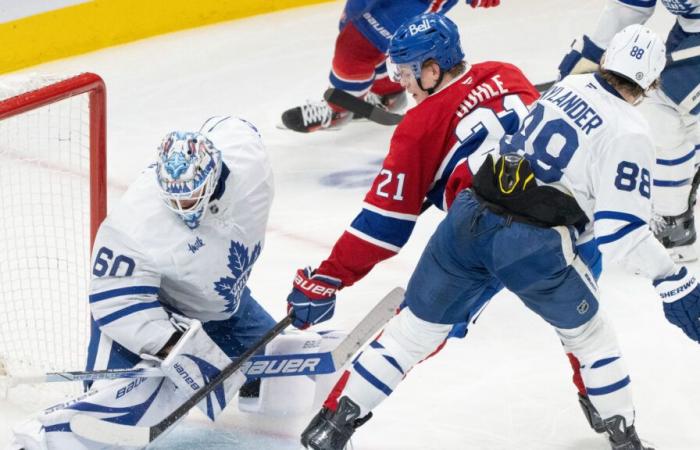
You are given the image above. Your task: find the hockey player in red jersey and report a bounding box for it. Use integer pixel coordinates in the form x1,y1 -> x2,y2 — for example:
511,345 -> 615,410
285,13 -> 538,449
279,0 -> 501,133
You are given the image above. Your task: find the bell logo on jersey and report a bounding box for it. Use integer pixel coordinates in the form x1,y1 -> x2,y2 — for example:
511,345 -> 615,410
408,18 -> 431,36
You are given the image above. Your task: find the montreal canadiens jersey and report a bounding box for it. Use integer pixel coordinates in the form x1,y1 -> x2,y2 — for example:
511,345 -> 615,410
318,62 -> 539,287
592,0 -> 700,43
89,116 -> 273,356
514,74 -> 676,280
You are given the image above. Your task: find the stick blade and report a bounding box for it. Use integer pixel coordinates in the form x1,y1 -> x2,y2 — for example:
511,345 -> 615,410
70,414 -> 152,447
331,287 -> 404,368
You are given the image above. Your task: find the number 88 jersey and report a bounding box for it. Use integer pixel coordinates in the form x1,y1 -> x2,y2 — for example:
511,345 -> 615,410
504,72 -> 676,279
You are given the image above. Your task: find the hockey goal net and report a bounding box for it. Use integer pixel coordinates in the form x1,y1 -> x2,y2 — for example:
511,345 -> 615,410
0,73 -> 106,379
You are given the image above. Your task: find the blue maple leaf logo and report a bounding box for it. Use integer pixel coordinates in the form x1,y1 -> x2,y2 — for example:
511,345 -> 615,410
214,241 -> 261,314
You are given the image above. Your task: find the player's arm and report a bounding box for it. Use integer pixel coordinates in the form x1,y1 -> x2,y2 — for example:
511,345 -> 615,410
287,120 -> 436,328
593,134 -> 700,342
558,0 -> 655,79
89,222 -> 174,356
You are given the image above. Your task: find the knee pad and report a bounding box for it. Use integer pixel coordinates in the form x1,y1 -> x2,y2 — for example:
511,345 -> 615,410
556,312 -> 620,365
377,307 -> 452,369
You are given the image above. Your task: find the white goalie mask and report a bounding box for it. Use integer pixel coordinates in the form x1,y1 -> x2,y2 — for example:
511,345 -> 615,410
156,131 -> 222,229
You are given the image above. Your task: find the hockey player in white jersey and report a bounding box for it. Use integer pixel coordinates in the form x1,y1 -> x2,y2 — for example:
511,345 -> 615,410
558,0 -> 700,262
297,26 -> 700,450
9,116 -> 286,449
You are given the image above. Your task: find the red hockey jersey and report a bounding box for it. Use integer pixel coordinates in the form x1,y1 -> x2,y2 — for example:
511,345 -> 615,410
318,61 -> 540,286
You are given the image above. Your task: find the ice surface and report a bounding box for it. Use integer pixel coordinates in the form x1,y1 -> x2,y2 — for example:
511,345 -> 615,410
1,1 -> 698,449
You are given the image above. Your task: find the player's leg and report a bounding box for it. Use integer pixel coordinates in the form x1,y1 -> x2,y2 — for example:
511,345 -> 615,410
300,190 -> 497,450
643,23 -> 700,261
280,21 -> 385,133
492,224 -> 648,449
11,317 -> 244,450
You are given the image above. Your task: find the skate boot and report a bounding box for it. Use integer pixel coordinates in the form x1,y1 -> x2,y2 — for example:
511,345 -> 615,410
364,90 -> 407,113
652,211 -> 697,262
300,396 -> 372,450
603,415 -> 654,450
281,99 -> 352,133
652,166 -> 700,262
578,393 -> 605,433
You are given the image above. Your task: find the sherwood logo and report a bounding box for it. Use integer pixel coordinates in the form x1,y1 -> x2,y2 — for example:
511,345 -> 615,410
174,362 -> 201,390
408,18 -> 431,36
242,357 -> 321,376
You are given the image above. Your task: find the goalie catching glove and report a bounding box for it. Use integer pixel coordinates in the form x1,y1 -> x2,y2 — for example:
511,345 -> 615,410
143,315 -> 245,420
287,267 -> 342,329
654,266 -> 700,343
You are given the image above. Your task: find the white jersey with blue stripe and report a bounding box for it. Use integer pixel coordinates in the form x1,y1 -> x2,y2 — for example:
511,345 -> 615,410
592,0 -> 700,43
89,116 -> 273,356
508,74 -> 676,280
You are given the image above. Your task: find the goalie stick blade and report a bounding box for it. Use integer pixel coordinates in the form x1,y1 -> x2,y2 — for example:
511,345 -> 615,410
70,415 -> 151,447
330,287 -> 404,368
324,88 -> 403,126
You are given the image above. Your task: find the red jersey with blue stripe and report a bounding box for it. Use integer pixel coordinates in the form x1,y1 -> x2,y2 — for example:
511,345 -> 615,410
318,62 -> 540,286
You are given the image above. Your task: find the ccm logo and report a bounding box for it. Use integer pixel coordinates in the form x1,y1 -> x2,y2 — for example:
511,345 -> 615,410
408,19 -> 431,36
242,357 -> 321,376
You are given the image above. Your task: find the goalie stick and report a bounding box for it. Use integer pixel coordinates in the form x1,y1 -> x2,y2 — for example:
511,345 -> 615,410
324,88 -> 403,126
534,45 -> 700,94
69,287 -> 405,447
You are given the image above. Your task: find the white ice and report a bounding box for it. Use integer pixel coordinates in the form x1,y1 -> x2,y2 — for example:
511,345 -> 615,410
1,1 -> 698,449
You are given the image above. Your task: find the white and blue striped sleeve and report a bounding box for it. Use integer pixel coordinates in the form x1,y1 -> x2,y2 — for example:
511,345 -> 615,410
89,222 -> 174,356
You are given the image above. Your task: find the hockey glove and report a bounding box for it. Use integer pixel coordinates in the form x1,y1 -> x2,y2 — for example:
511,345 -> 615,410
142,315 -> 245,420
557,35 -> 605,80
287,267 -> 342,329
467,0 -> 500,7
653,266 -> 700,343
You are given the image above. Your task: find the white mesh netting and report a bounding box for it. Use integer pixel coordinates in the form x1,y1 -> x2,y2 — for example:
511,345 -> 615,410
0,74 -> 97,378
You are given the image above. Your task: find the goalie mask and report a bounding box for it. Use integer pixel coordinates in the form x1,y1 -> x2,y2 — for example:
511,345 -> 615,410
156,131 -> 222,229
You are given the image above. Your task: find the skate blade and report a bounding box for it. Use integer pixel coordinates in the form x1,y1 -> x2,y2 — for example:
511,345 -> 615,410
669,244 -> 698,263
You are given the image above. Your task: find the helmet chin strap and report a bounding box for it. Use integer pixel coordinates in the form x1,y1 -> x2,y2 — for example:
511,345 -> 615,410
417,67 -> 445,95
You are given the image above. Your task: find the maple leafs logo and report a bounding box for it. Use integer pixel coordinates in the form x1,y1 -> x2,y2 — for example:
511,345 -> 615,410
213,241 -> 261,314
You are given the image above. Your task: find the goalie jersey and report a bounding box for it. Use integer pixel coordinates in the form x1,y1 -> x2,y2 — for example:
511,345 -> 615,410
88,116 -> 274,358
317,62 -> 539,287
511,74 -> 677,280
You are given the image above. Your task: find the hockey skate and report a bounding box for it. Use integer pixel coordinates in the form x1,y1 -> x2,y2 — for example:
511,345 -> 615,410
300,396 -> 372,450
603,415 -> 654,450
280,99 -> 352,133
578,393 -> 606,433
652,166 -> 700,262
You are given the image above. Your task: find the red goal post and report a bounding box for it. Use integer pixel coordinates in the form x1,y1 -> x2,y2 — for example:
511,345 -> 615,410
0,73 -> 107,378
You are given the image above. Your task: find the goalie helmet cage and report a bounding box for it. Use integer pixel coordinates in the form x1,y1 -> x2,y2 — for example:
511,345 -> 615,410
0,73 -> 106,380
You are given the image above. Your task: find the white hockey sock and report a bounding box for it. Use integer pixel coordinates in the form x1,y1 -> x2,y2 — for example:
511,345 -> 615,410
341,308 -> 451,417
557,312 -> 635,425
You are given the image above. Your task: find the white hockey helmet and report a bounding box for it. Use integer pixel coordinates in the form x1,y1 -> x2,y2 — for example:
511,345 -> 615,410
601,24 -> 666,90
156,131 -> 222,229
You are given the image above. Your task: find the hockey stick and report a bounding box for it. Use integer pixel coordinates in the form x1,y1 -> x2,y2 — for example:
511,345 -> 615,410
534,46 -> 700,94
69,287 -> 405,446
324,88 -> 403,126
0,351 -> 336,385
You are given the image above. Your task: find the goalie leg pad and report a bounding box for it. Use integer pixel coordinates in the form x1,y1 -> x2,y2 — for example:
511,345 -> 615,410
556,312 -> 635,426
11,361 -> 184,450
238,330 -> 322,416
333,307 -> 451,417
156,316 -> 245,421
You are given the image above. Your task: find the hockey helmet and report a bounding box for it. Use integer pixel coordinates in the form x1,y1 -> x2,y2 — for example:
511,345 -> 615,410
601,24 -> 666,90
386,13 -> 465,83
156,131 -> 222,229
